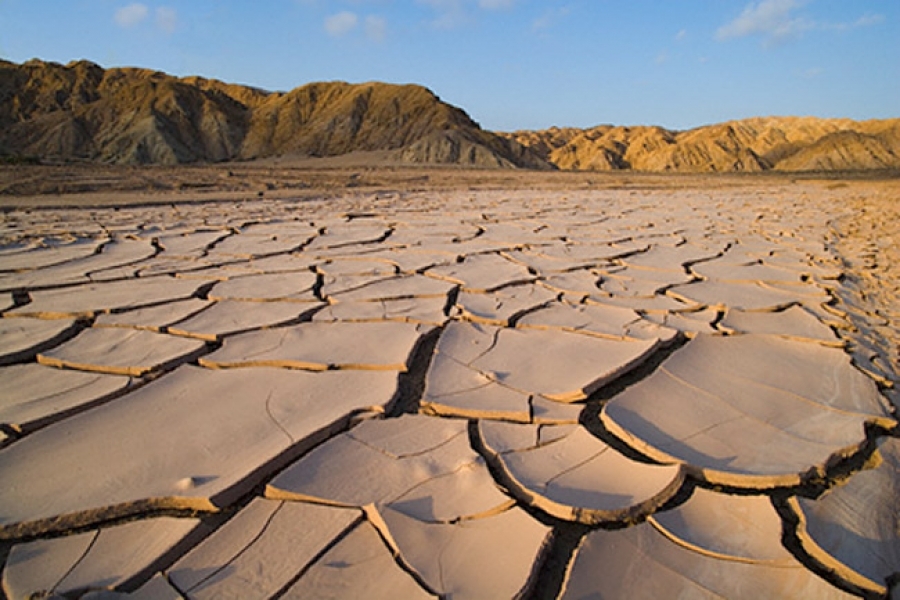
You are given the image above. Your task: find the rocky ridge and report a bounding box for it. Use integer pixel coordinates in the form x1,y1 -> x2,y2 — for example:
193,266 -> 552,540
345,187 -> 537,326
0,59 -> 548,169
500,117 -> 900,172
1,58 -> 898,172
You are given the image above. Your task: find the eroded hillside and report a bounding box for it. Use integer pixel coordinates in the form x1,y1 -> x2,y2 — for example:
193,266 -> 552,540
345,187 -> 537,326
0,59 -> 548,169
501,117 -> 900,172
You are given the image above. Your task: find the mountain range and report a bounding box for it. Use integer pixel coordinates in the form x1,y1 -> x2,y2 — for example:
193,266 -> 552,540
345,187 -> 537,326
2,58 -> 898,172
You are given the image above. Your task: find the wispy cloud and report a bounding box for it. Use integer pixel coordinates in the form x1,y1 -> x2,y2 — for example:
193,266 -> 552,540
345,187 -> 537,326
675,29 -> 687,41
716,0 -> 884,47
365,15 -> 387,42
417,0 -> 467,29
715,0 -> 811,45
853,13 -> 885,27
416,0 -> 516,29
479,0 -> 514,9
801,66 -> 823,78
532,6 -> 571,33
114,3 -> 149,28
155,7 -> 177,33
115,3 -> 178,33
325,11 -> 359,37
820,12 -> 885,31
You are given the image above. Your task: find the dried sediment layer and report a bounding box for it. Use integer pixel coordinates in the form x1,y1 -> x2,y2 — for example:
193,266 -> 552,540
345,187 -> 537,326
0,182 -> 897,598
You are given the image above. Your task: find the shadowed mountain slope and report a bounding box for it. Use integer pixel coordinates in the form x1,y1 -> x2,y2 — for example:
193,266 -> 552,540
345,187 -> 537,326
2,59 -> 896,172
0,59 -> 549,169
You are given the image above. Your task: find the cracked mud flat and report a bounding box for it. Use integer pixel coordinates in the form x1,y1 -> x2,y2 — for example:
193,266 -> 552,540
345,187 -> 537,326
1,177 -> 899,599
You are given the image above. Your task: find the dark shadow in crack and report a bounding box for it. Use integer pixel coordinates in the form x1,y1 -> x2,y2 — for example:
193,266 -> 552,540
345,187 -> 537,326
387,325 -> 444,418
578,334 -> 688,466
772,495 -> 885,600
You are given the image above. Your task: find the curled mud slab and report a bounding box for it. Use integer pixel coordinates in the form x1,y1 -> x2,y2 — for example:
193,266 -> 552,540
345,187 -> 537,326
0,179 -> 898,598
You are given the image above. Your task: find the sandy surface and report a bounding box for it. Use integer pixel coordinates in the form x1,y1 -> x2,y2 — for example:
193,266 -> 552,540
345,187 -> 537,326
0,165 -> 898,599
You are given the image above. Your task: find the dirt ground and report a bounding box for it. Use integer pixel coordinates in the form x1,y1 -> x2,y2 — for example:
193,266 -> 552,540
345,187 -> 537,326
2,159 -> 895,386
0,161 -> 895,374
0,160 -> 898,597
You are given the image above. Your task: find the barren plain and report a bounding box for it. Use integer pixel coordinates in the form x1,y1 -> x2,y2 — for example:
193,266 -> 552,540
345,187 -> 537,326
0,164 -> 898,599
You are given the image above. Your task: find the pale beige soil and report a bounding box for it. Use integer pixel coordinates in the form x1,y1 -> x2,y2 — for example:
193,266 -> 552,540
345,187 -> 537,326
0,162 -> 897,599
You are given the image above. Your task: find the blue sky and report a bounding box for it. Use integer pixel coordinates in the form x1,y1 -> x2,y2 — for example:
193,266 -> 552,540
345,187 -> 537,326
1,0 -> 897,131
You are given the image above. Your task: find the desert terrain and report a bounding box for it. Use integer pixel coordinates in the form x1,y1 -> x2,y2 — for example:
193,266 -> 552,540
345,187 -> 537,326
0,160 -> 898,599
2,56 -> 899,600
2,59 -> 899,173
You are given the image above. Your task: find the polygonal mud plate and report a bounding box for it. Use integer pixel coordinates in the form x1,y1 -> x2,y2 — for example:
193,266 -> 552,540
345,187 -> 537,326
442,321 -> 660,402
373,504 -> 551,600
0,241 -> 100,271
281,519 -> 437,599
601,334 -> 896,488
325,274 -> 457,303
313,296 -> 448,325
787,437 -> 900,596
2,517 -> 202,599
93,299 -> 211,331
166,299 -> 311,341
313,257 -> 398,277
37,327 -> 207,376
477,421 -> 685,524
453,284 -> 557,326
0,367 -> 399,538
200,321 -> 429,371
649,487 -> 794,564
426,253 -> 537,292
621,242 -> 723,272
561,521 -> 855,599
719,305 -> 842,346
8,277 -> 203,319
666,280 -> 805,311
168,498 -> 361,599
0,364 -> 132,433
207,271 -> 318,302
0,317 -> 82,364
267,415 -> 512,521
691,260 -> 808,284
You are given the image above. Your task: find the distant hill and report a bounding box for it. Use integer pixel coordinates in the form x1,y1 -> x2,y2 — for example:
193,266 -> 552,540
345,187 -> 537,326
0,59 -> 550,169
500,117 -> 900,172
2,59 -> 897,172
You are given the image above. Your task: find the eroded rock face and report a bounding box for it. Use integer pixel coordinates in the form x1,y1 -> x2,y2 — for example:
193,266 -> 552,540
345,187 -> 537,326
0,59 -> 549,168
0,186 -> 896,598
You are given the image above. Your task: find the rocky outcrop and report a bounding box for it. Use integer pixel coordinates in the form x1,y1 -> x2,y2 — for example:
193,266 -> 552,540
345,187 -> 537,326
0,59 -> 549,168
502,116 -> 900,172
3,58 -> 896,172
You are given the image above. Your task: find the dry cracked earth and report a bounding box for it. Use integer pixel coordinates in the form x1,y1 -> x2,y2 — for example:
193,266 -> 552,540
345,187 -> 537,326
0,183 -> 898,599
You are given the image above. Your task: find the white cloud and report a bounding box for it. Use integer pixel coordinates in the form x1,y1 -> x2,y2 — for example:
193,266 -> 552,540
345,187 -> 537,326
325,11 -> 359,36
715,0 -> 811,44
716,0 -> 883,47
853,13 -> 884,27
365,15 -> 387,42
801,66 -> 823,78
156,7 -> 177,33
479,0 -> 514,9
532,6 -> 570,33
675,29 -> 687,41
416,0 -> 467,29
821,12 -> 885,31
114,3 -> 149,28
